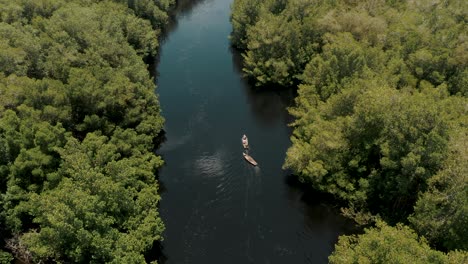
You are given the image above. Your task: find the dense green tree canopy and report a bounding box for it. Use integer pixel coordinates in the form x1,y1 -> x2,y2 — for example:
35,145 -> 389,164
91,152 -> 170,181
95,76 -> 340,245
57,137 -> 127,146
231,0 -> 467,95
284,83 -> 459,220
22,133 -> 164,263
410,128 -> 468,251
0,0 -> 172,262
329,221 -> 467,264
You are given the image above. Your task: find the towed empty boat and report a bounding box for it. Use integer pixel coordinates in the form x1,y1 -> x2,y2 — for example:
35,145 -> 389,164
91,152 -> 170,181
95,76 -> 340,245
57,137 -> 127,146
243,152 -> 257,166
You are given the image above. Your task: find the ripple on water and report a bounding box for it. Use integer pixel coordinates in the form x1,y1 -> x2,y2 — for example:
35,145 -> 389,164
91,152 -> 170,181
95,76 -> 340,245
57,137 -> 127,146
194,149 -> 241,208
194,150 -> 228,178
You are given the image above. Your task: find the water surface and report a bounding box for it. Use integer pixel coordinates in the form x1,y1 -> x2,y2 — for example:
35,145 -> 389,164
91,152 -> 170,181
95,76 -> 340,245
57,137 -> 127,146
155,0 -> 355,263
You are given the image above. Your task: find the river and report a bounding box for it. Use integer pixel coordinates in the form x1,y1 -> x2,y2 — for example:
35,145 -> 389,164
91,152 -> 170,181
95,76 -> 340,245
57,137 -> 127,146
155,0 -> 355,263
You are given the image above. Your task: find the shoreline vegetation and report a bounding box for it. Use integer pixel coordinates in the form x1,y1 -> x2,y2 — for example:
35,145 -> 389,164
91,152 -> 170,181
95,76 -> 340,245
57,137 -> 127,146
0,0 -> 173,263
231,0 -> 467,262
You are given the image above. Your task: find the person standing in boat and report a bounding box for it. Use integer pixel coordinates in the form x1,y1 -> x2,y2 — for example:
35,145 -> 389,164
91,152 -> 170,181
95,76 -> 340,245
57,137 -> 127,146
242,134 -> 249,149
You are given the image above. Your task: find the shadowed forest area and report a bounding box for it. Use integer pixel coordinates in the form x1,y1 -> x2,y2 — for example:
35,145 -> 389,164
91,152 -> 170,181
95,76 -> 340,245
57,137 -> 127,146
0,0 -> 173,263
231,0 -> 467,262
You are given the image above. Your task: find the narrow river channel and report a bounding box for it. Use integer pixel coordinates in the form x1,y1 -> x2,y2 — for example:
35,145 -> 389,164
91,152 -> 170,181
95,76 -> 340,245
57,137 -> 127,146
155,0 -> 355,263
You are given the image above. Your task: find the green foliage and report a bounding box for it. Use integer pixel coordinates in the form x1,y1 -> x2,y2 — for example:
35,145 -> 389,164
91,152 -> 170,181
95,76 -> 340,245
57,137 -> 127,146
300,33 -> 385,100
117,0 -> 174,28
329,221 -> 464,264
230,0 -> 262,49
22,134 -> 164,263
242,13 -> 303,86
284,84 -> 455,220
410,128 -> 468,251
0,250 -> 12,264
0,0 -> 170,262
231,0 -> 467,93
0,0 -> 174,27
0,22 -> 39,77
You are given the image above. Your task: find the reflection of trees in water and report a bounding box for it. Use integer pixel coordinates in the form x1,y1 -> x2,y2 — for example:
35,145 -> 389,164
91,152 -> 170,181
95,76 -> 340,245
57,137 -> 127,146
150,2 -> 211,263
164,0 -> 210,37
165,0 -> 206,35
230,46 -> 296,131
174,0 -> 209,16
146,241 -> 167,264
246,88 -> 295,127
149,0 -> 208,77
284,175 -> 359,238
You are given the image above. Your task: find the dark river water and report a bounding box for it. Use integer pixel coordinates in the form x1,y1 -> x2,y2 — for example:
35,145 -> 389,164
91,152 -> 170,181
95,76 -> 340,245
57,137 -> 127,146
155,0 -> 355,263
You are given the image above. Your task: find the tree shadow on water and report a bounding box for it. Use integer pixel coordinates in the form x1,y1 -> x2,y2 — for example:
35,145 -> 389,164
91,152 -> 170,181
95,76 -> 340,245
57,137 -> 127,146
145,241 -> 168,264
149,0 -> 209,78
229,45 -> 297,130
284,174 -> 360,236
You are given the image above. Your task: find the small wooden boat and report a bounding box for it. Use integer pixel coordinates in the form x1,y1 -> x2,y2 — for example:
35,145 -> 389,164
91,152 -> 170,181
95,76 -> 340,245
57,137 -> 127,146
243,152 -> 258,166
242,135 -> 249,149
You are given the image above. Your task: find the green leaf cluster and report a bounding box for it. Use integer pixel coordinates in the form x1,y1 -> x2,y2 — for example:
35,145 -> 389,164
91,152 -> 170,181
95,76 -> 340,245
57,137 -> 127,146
0,250 -> 13,264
